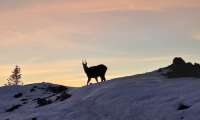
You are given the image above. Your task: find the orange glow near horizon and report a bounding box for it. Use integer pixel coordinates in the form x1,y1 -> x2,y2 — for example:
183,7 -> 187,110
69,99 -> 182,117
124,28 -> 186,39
1,55 -> 200,87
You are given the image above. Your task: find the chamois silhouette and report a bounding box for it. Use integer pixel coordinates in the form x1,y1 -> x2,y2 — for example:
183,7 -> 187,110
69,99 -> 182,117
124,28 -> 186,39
82,60 -> 107,86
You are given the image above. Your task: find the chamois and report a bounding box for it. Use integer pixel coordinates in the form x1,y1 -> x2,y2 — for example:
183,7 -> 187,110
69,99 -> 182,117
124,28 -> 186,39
82,60 -> 107,86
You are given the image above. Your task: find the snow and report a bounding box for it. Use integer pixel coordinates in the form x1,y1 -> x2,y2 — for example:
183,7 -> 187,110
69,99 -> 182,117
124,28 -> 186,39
1,70 -> 200,120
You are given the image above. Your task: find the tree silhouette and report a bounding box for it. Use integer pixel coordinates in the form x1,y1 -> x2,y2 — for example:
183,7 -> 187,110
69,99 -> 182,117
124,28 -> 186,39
7,66 -> 23,86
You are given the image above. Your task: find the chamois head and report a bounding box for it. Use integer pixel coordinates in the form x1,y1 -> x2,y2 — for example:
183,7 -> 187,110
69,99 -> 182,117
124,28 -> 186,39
82,59 -> 88,72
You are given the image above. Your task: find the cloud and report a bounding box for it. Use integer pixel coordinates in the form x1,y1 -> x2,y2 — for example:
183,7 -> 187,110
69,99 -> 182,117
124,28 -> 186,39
0,20 -> 96,50
1,0 -> 200,16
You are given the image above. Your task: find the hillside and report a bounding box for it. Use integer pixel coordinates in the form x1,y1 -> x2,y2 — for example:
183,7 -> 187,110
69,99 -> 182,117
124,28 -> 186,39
1,58 -> 200,120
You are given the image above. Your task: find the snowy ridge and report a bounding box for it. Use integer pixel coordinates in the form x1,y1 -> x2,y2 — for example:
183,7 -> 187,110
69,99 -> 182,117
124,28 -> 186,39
1,69 -> 200,120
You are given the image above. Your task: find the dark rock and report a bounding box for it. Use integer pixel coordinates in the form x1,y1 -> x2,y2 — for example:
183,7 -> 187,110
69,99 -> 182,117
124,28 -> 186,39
46,85 -> 68,94
20,98 -> 28,101
32,117 -> 37,120
172,57 -> 186,66
30,88 -> 35,92
6,104 -> 22,112
177,103 -> 190,111
165,57 -> 200,78
14,93 -> 23,98
37,98 -> 52,107
22,102 -> 27,104
56,92 -> 72,101
30,86 -> 38,92
180,116 -> 184,120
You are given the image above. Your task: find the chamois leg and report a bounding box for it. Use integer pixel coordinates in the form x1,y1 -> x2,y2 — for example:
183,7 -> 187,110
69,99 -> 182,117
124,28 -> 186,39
102,75 -> 106,82
100,75 -> 106,82
95,77 -> 99,83
100,76 -> 103,82
87,78 -> 91,86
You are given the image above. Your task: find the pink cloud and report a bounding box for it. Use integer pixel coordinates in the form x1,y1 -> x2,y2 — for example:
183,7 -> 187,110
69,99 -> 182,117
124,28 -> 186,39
1,0 -> 200,16
22,0 -> 200,14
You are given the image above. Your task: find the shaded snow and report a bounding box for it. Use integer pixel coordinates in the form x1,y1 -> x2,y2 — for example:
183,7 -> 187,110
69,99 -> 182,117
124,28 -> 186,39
1,71 -> 200,120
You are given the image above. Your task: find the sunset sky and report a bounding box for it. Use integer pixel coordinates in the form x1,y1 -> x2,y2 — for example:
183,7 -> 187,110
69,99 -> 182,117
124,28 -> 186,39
0,0 -> 200,86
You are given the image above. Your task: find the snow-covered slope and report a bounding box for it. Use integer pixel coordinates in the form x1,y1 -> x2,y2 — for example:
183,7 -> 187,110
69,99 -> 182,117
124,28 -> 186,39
1,70 -> 200,120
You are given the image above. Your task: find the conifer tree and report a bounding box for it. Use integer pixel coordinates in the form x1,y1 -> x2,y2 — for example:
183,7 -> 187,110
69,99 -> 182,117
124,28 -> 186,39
7,66 -> 23,86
